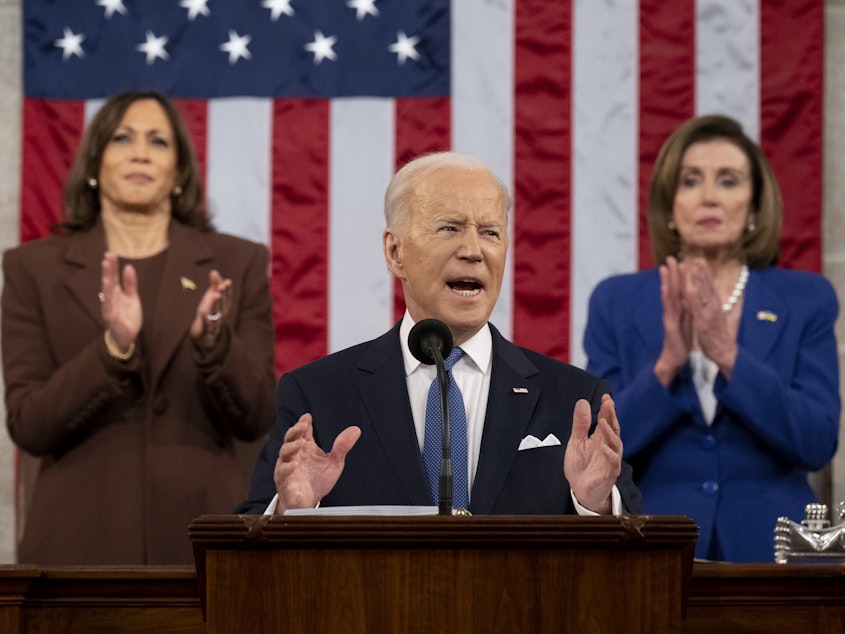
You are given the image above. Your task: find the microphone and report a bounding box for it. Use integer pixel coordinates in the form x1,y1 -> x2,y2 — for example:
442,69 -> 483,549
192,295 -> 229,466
408,318 -> 453,366
408,319 -> 454,515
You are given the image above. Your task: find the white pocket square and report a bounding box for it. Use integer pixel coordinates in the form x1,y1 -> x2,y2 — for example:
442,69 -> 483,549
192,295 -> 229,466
518,433 -> 561,451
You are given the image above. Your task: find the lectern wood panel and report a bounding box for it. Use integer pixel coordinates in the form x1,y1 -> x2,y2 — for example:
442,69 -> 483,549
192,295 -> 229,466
191,514 -> 698,634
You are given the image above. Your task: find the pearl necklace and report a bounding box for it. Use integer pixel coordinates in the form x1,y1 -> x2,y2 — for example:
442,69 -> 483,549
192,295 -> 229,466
722,265 -> 749,312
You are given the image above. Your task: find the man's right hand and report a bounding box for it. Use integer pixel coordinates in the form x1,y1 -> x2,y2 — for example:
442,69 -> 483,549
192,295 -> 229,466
273,413 -> 361,513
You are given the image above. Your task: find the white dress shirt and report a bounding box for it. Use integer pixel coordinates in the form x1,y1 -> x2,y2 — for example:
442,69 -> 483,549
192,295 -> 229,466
689,350 -> 718,425
399,313 -> 491,494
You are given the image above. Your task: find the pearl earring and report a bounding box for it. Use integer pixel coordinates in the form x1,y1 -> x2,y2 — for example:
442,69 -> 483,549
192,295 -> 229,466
667,221 -> 676,231
87,178 -> 98,189
747,222 -> 756,232
172,185 -> 183,197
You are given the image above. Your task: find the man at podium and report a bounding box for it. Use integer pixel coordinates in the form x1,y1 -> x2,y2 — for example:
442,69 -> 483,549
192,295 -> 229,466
237,152 -> 641,517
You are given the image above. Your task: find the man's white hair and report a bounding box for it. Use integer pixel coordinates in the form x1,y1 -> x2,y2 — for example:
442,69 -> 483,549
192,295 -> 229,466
384,152 -> 512,233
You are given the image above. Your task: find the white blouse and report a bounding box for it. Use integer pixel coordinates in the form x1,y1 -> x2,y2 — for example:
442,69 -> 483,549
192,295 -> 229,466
689,350 -> 718,425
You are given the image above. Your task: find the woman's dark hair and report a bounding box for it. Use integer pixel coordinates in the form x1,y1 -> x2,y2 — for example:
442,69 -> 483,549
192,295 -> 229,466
648,114 -> 782,268
61,90 -> 211,231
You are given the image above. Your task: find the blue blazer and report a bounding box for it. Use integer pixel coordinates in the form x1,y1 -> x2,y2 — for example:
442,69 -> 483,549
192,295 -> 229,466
239,323 -> 641,515
584,266 -> 840,562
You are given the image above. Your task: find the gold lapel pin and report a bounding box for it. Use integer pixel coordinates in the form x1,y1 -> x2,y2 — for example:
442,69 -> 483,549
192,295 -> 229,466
180,276 -> 197,291
756,310 -> 777,323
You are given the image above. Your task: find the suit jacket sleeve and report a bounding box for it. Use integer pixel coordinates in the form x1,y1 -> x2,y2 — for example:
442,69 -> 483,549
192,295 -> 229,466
584,273 -> 692,457
191,240 -> 277,442
2,243 -> 142,455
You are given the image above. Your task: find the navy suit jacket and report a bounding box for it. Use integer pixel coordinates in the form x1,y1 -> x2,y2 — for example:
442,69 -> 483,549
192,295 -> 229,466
584,266 -> 840,562
238,322 -> 641,515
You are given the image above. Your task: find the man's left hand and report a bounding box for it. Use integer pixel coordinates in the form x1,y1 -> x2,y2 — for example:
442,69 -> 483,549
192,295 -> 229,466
563,394 -> 623,514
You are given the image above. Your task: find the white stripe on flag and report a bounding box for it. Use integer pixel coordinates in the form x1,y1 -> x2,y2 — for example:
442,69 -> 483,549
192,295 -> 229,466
696,0 -> 760,140
85,99 -> 105,125
207,98 -> 272,246
452,0 -> 515,341
329,98 -> 395,353
571,0 -> 639,368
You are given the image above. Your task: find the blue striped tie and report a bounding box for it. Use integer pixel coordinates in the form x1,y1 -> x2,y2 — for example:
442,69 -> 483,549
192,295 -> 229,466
423,347 -> 468,509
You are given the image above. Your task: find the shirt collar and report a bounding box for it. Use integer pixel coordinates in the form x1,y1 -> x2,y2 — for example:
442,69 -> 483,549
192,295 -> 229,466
399,311 -> 492,377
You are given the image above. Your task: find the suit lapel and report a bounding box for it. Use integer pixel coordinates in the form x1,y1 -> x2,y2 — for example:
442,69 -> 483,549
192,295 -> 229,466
470,327 -> 540,514
355,325 -> 432,505
737,269 -> 786,363
147,222 -> 214,382
63,225 -> 108,326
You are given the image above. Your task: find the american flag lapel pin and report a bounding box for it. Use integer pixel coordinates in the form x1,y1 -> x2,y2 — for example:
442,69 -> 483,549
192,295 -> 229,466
512,387 -> 529,394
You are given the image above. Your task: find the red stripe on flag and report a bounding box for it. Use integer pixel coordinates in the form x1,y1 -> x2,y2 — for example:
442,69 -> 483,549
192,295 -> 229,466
172,99 -> 208,191
270,99 -> 330,376
760,1 -> 824,273
513,0 -> 572,361
637,0 -> 696,269
16,99 -> 84,544
392,97 -> 452,324
20,98 -> 85,243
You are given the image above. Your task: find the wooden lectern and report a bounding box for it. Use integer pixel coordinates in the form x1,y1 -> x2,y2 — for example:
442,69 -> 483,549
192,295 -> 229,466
190,514 -> 698,633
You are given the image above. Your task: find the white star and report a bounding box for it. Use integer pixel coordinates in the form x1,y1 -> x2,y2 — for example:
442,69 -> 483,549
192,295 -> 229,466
346,0 -> 379,21
262,0 -> 295,21
136,31 -> 170,65
179,0 -> 210,21
220,31 -> 252,65
388,31 -> 421,65
96,0 -> 128,19
54,27 -> 85,61
304,30 -> 337,65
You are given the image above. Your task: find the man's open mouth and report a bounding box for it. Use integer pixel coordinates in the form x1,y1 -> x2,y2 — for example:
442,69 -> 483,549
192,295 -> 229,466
447,280 -> 483,296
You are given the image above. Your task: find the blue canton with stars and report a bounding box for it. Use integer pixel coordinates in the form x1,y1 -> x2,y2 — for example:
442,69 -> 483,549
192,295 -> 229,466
24,0 -> 450,99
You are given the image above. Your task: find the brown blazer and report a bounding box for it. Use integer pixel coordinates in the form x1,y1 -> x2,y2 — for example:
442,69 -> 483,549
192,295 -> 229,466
1,220 -> 276,564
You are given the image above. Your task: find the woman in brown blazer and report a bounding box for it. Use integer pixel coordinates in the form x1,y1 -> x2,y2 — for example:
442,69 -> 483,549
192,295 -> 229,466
1,91 -> 276,564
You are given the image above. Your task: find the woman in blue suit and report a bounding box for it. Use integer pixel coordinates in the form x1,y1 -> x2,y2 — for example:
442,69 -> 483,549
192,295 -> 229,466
584,114 -> 840,562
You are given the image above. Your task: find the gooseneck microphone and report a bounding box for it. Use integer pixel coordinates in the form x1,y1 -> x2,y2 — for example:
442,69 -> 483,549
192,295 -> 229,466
408,318 -> 454,515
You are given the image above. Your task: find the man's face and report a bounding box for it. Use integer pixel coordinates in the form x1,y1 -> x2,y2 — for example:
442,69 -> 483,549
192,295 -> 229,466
384,167 -> 509,345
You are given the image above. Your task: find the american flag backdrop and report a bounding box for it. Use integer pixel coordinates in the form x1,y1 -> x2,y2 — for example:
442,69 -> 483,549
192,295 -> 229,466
21,0 -> 824,375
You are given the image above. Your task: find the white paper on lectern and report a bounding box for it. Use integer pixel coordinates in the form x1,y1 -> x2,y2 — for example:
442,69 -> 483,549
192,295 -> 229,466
283,505 -> 439,516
